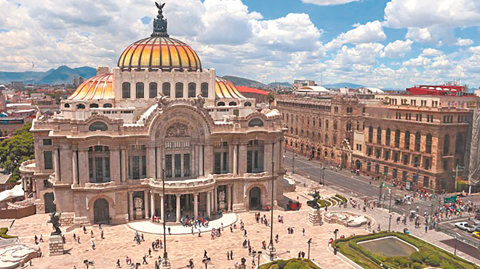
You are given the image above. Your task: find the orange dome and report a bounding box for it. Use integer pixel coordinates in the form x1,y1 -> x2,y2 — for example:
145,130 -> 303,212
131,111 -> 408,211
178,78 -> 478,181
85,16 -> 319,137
215,77 -> 245,99
68,73 -> 114,100
118,37 -> 201,71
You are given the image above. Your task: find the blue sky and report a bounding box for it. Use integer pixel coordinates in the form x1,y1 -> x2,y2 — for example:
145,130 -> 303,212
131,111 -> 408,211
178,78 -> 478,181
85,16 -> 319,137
1,0 -> 480,89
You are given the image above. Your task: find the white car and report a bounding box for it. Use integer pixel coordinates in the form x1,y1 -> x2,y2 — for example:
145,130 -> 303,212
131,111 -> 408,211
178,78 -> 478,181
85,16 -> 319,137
454,222 -> 476,232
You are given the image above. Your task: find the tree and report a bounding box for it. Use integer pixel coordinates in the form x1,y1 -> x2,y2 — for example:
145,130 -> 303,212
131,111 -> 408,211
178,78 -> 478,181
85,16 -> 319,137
266,92 -> 275,109
0,123 -> 34,182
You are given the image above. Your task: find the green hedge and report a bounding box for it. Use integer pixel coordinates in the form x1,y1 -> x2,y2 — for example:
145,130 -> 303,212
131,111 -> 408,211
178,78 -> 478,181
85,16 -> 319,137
335,194 -> 348,204
259,258 -> 321,269
333,232 -> 480,269
0,227 -> 17,239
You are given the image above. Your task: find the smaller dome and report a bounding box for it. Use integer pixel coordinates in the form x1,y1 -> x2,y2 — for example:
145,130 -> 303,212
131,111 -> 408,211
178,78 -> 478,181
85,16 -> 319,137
68,73 -> 114,100
215,77 -> 245,99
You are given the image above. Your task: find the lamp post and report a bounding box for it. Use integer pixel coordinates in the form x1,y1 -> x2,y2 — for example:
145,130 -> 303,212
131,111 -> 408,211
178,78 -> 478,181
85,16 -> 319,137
292,150 -> 296,174
257,251 -> 262,266
267,143 -> 276,261
333,229 -> 339,241
388,213 -> 392,232
454,234 -> 458,256
161,169 -> 170,269
307,238 -> 312,260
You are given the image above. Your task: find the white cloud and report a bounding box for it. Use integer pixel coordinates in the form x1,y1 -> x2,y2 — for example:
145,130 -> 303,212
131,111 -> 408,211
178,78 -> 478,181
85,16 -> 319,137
421,48 -> 443,57
384,0 -> 480,44
301,0 -> 359,6
326,21 -> 386,50
402,56 -> 431,67
454,38 -> 474,46
383,39 -> 413,58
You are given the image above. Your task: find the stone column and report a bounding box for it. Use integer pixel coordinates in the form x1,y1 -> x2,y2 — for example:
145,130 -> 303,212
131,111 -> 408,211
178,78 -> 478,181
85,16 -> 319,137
121,147 -> 127,182
206,191 -> 211,217
199,145 -> 204,176
60,146 -> 73,184
238,143 -> 248,175
227,184 -> 232,211
176,194 -> 181,223
129,192 -> 134,221
160,195 -> 164,222
146,145 -> 155,179
213,187 -> 217,212
194,193 -> 198,218
110,147 -> 121,184
78,148 -> 89,185
72,149 -> 78,185
232,143 -> 238,174
53,147 -> 60,181
150,191 -> 155,218
204,145 -> 213,175
144,190 -> 150,219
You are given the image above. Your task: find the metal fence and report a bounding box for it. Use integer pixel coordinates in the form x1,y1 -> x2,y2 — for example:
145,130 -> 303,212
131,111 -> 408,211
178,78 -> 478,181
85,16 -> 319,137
437,224 -> 480,249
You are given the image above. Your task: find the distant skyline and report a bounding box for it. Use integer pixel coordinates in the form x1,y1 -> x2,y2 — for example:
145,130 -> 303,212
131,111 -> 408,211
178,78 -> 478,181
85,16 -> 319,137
1,0 -> 480,89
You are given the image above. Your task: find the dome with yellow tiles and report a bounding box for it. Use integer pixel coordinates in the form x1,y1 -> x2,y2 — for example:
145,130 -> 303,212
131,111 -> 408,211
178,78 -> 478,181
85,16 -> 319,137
215,77 -> 245,99
68,73 -> 114,100
118,36 -> 201,71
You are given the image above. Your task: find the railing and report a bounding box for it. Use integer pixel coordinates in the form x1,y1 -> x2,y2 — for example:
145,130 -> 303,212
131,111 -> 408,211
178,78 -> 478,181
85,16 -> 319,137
436,224 -> 480,249
19,159 -> 36,173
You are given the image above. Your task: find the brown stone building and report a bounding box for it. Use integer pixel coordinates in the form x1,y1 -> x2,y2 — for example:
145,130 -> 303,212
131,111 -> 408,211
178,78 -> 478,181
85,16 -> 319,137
275,95 -> 365,168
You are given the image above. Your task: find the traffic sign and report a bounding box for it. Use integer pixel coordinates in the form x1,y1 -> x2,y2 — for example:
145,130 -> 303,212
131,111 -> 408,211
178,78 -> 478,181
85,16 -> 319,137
444,196 -> 457,203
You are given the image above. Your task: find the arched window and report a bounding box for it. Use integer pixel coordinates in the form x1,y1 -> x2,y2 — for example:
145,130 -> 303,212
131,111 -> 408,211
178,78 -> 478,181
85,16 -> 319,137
346,121 -> 352,131
318,119 -> 322,128
455,133 -> 464,155
325,134 -> 329,144
244,102 -> 252,107
307,131 -> 310,137
122,82 -> 131,99
175,83 -> 183,98
89,103 -> 99,108
405,131 -> 410,150
103,103 -> 113,108
149,82 -> 157,98
201,83 -> 208,97
415,132 -> 421,151
188,82 -> 196,98
76,104 -> 85,109
444,134 -> 450,155
229,101 -> 237,106
248,118 -> 264,127
136,82 -> 144,98
333,120 -> 338,130
217,102 -> 225,106
64,103 -> 70,108
162,82 -> 171,97
89,121 -> 108,131
326,120 -> 329,129
386,128 -> 391,146
368,126 -> 373,143
395,129 -> 400,147
426,134 -> 432,153
377,127 -> 382,144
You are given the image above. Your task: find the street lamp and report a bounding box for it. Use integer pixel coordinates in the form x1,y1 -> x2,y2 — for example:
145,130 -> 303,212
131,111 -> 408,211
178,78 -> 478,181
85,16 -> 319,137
388,213 -> 392,232
161,169 -> 170,269
267,145 -> 276,261
333,229 -> 339,241
454,234 -> 458,256
292,150 -> 297,174
307,238 -> 312,260
257,251 -> 262,266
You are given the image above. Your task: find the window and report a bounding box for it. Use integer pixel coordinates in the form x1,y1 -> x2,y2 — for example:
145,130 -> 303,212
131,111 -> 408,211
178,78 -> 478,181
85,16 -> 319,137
201,83 -> 208,97
368,126 -> 373,143
413,155 -> 419,167
149,82 -> 157,98
386,129 -> 391,146
43,139 -> 52,146
217,102 -> 225,106
64,103 -> 70,108
333,121 -> 338,130
326,120 -> 329,129
165,155 -> 172,178
103,103 -> 113,108
188,83 -> 196,97
424,158 -> 431,170
443,134 -> 450,155
395,130 -> 400,147
249,118 -> 264,127
423,176 -> 429,188
162,82 -> 171,97
393,152 -> 399,162
247,140 -> 264,173
184,154 -> 190,177
89,103 -> 99,108
402,171 -> 408,182
136,82 -> 144,98
122,82 -> 131,99
44,151 -> 53,170
404,131 -> 410,150
384,150 -> 390,160
244,102 -> 252,107
88,146 -> 111,183
334,107 -> 339,113
214,152 -> 221,174
175,83 -> 183,98
89,121 -> 108,131
377,127 -> 382,144
403,153 -> 409,165
375,148 -> 381,158
443,160 -> 448,171
229,101 -> 237,106
426,134 -> 432,153
367,147 -> 372,156
383,166 -> 388,178
392,169 -> 398,179
174,154 -> 182,177
415,132 -> 421,151
455,133 -> 464,155
76,104 -> 85,109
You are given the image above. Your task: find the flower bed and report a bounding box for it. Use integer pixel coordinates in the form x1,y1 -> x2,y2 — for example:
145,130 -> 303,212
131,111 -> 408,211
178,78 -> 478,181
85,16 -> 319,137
333,232 -> 479,269
259,258 -> 321,269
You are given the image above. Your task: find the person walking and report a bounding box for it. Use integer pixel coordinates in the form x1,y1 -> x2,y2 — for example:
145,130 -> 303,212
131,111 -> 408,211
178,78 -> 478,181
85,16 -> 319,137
91,240 -> 95,250
117,259 -> 121,268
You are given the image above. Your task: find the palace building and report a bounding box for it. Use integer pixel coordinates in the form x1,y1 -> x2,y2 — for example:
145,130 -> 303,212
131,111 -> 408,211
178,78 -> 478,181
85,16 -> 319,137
20,7 -> 285,225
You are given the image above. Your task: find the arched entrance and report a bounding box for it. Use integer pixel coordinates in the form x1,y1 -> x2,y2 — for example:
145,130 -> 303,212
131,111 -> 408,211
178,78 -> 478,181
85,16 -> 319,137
249,187 -> 261,210
94,198 -> 110,224
44,192 -> 56,213
355,160 -> 362,170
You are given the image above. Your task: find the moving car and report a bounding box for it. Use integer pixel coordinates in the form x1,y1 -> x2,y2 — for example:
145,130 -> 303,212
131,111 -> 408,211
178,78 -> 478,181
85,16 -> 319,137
473,231 -> 480,239
454,222 -> 476,232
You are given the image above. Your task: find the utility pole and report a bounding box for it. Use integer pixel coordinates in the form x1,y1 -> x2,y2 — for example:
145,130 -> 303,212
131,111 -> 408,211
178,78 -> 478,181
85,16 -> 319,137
388,213 -> 392,232
292,151 -> 296,174
388,188 -> 393,213
429,189 -> 435,230
307,238 -> 312,260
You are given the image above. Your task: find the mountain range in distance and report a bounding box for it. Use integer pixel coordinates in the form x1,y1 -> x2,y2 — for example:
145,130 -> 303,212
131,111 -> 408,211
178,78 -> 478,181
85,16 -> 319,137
0,65 -> 96,85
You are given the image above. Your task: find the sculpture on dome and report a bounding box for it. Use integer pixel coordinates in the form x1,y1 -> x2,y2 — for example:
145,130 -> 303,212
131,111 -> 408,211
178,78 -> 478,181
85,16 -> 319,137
156,93 -> 169,109
194,95 -> 206,108
152,2 -> 168,37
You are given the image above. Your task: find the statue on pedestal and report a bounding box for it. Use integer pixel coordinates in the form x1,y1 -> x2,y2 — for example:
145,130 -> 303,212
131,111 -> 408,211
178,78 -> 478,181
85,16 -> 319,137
48,211 -> 62,235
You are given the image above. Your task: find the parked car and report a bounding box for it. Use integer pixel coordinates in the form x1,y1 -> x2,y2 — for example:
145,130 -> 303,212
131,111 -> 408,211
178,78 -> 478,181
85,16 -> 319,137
454,222 -> 476,232
473,231 -> 480,239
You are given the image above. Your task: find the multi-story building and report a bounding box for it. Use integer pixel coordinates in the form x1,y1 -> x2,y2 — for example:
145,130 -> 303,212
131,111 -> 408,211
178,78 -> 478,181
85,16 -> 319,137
276,84 -> 480,193
360,89 -> 479,192
276,95 -> 365,168
20,7 -> 284,225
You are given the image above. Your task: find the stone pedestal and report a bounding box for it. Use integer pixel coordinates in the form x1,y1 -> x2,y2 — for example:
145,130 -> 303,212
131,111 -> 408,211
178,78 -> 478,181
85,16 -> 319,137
308,208 -> 323,226
265,244 -> 277,261
160,258 -> 171,269
219,201 -> 227,211
135,209 -> 143,220
49,235 -> 64,256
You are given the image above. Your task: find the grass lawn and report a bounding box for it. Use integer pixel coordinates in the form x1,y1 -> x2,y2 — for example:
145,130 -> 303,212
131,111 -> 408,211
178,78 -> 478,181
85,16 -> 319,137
259,258 -> 321,269
0,227 -> 17,239
333,231 -> 480,269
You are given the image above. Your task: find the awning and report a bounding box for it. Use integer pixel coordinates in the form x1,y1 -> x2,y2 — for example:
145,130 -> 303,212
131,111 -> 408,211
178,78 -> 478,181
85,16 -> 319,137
0,184 -> 24,203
